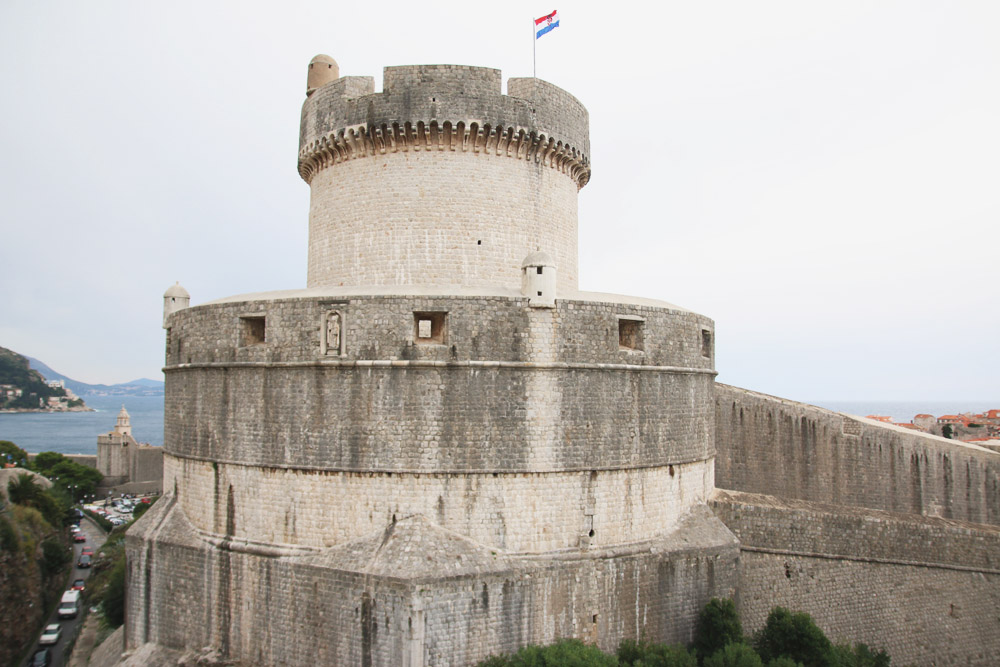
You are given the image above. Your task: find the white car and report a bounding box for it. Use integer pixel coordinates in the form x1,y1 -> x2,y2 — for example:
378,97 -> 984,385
39,623 -> 61,645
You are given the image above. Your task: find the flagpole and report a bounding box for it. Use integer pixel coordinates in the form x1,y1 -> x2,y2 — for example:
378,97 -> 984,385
532,17 -> 536,78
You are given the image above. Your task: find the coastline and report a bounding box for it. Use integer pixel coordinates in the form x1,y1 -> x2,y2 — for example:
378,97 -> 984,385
0,406 -> 95,414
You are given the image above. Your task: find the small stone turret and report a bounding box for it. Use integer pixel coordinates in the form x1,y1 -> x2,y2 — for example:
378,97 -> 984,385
162,282 -> 190,328
115,405 -> 131,436
521,250 -> 556,307
306,54 -> 339,96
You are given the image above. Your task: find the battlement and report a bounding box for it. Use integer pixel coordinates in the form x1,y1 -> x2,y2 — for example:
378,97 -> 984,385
298,64 -> 590,186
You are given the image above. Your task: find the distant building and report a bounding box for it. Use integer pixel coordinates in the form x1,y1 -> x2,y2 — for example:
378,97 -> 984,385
96,406 -> 162,495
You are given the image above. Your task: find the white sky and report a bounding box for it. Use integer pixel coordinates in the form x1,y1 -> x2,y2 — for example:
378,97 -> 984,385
1,1 -> 997,401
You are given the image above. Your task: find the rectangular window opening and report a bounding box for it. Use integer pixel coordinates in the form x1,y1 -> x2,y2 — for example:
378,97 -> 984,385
618,318 -> 643,351
701,329 -> 712,358
414,312 -> 447,345
239,316 -> 266,347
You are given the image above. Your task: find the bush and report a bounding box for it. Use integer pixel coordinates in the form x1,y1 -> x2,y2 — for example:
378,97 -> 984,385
0,516 -> 19,552
40,537 -> 71,576
618,639 -> 696,666
476,639 -> 618,666
828,643 -> 889,667
703,644 -> 763,667
694,598 -> 743,662
753,608 -> 831,667
99,557 -> 127,628
83,508 -> 114,532
131,496 -> 158,522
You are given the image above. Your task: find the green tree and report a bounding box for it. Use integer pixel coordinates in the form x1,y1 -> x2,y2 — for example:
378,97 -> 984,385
7,472 -> 66,528
618,639 -> 697,666
703,644 -> 763,667
693,598 -> 743,663
942,424 -> 953,439
40,537 -> 71,576
0,439 -> 29,467
29,451 -> 103,502
131,497 -> 158,521
753,608 -> 831,667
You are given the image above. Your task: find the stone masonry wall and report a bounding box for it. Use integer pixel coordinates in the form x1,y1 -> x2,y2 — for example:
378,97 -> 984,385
163,454 -> 714,553
712,490 -> 1000,666
164,295 -> 715,474
715,384 -> 1000,526
127,499 -> 738,666
306,151 -> 580,291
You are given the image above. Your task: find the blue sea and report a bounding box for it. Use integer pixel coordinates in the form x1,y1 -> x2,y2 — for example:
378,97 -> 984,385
0,395 -> 164,455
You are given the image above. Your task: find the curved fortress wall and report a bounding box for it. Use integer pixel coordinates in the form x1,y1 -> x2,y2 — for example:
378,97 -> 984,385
161,293 -> 716,554
299,66 -> 590,292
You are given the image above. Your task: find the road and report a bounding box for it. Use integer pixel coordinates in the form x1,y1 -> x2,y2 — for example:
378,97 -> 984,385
23,516 -> 108,667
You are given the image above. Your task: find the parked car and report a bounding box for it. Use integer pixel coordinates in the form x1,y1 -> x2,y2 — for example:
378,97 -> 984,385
72,578 -> 86,591
81,547 -> 94,556
30,647 -> 51,666
77,554 -> 92,568
69,525 -> 80,534
74,533 -> 86,542
39,623 -> 61,646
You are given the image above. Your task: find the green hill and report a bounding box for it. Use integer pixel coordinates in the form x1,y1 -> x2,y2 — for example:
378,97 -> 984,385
0,347 -> 69,409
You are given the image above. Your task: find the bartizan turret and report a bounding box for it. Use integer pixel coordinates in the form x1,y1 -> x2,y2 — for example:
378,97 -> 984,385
162,282 -> 189,328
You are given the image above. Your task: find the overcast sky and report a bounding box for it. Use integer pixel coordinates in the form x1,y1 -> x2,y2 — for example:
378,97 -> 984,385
1,1 -> 997,402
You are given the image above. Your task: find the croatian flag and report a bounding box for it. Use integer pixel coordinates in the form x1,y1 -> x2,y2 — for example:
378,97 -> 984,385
535,10 -> 559,39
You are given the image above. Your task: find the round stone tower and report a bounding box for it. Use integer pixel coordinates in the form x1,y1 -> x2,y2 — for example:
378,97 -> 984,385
130,57 -> 736,667
298,64 -> 590,292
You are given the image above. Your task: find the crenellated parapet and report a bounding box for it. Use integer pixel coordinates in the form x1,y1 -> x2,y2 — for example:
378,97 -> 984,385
298,65 -> 591,188
297,120 -> 590,188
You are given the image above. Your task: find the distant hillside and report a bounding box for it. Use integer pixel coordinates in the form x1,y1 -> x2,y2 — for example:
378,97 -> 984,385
26,356 -> 164,397
0,347 -> 72,409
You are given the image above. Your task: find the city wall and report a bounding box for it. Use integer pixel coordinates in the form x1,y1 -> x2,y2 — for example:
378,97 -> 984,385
715,383 -> 1000,525
714,385 -> 1000,665
711,490 -> 1000,666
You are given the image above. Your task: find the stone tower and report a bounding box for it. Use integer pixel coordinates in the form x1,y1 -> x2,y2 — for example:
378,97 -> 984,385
129,58 -> 737,666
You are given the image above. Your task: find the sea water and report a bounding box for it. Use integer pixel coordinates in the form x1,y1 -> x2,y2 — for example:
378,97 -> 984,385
0,395 -> 164,455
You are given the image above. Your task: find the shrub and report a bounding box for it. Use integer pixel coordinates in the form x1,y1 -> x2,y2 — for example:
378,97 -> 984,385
0,516 -> 19,552
753,608 -> 831,667
694,598 -> 743,662
40,537 -> 71,576
828,643 -> 889,667
83,508 -> 114,532
476,639 -> 618,666
703,644 -> 763,667
100,557 -> 127,627
618,638 -> 697,666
